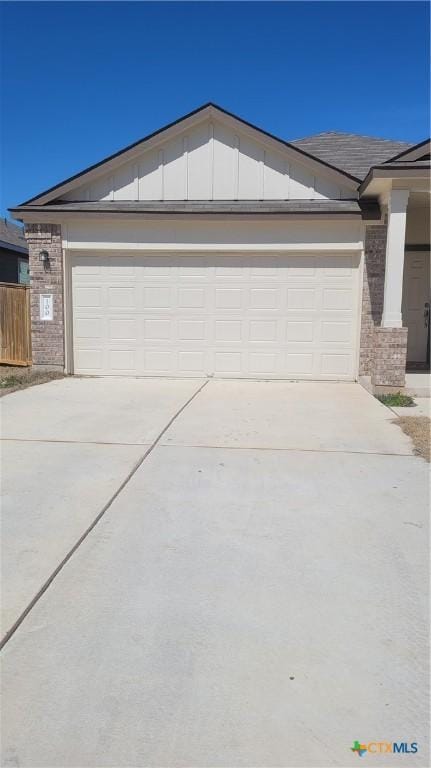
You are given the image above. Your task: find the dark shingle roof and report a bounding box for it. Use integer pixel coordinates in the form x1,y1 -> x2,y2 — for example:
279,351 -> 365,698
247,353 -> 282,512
11,199 -> 381,219
291,131 -> 412,180
0,218 -> 28,254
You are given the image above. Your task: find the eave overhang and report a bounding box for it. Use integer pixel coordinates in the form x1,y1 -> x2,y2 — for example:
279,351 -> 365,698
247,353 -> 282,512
10,199 -> 381,222
359,164 -> 431,198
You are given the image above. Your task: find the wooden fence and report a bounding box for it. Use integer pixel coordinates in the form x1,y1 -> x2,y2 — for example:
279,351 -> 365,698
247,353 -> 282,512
0,282 -> 32,366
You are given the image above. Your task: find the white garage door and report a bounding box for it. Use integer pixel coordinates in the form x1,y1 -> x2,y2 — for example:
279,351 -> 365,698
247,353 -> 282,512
71,252 -> 360,379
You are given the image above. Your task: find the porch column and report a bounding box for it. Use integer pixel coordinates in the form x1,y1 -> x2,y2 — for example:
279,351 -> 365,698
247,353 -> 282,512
381,188 -> 409,327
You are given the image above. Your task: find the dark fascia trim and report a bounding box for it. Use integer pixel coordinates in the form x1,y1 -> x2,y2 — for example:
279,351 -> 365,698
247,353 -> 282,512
377,163 -> 430,171
405,244 -> 431,251
386,137 -> 431,163
0,240 -> 28,255
359,164 -> 430,194
19,103 -> 361,206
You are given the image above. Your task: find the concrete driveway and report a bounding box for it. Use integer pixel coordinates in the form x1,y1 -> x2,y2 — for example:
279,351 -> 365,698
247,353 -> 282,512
1,378 -> 429,767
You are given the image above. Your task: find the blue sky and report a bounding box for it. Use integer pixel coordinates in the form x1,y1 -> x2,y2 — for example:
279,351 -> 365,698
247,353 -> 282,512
1,1 -> 429,217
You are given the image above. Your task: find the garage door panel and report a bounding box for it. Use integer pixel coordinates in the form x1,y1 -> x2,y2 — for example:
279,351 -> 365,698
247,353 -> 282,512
248,352 -> 278,374
215,288 -> 243,310
108,286 -> 136,309
286,353 -> 314,375
287,288 -> 316,310
320,353 -> 353,377
143,318 -> 172,341
74,348 -> 104,372
249,319 -> 279,343
178,287 -> 207,309
322,288 -> 353,311
109,318 -> 137,341
72,252 -> 359,379
144,349 -> 173,372
286,320 -> 314,343
74,286 -> 102,308
142,286 -> 172,309
75,317 -> 103,339
214,320 -> 243,343
249,287 -> 279,310
178,320 -> 207,341
321,320 -> 352,344
108,350 -> 136,372
213,351 -> 243,374
178,351 -> 207,373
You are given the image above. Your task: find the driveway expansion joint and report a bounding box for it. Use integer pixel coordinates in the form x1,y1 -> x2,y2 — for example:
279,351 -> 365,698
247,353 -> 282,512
0,379 -> 208,651
1,438 -> 152,446
158,443 -> 414,457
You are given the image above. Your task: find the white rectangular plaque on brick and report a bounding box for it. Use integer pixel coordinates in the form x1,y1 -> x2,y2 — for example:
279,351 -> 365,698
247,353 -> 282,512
40,294 -> 53,321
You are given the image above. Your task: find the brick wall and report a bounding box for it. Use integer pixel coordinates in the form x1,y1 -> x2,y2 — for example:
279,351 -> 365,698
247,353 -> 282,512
371,328 -> 408,387
359,224 -> 387,376
25,223 -> 64,368
359,223 -> 408,388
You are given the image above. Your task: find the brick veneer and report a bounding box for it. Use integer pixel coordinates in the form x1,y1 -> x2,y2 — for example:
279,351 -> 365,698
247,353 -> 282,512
359,224 -> 387,376
25,223 -> 64,369
359,222 -> 408,388
371,328 -> 408,387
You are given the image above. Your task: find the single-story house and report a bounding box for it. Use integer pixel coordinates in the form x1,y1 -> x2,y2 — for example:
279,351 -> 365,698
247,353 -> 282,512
0,218 -> 29,284
10,103 -> 430,390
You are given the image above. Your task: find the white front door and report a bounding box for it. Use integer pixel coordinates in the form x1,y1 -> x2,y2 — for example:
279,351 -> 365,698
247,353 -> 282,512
402,251 -> 431,363
71,251 -> 360,380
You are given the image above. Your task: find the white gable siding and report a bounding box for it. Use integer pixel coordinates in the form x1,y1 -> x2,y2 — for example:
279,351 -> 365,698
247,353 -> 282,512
114,164 -> 137,200
213,123 -> 236,198
188,122 -> 211,199
139,150 -> 162,200
64,119 -> 353,202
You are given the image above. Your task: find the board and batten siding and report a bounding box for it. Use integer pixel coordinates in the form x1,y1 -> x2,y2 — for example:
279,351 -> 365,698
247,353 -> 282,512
63,120 -> 353,203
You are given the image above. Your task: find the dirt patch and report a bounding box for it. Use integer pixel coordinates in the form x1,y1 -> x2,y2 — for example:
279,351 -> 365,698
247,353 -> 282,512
393,416 -> 430,462
0,366 -> 64,397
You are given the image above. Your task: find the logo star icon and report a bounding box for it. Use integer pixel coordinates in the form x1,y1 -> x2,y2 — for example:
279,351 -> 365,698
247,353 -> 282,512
351,741 -> 367,757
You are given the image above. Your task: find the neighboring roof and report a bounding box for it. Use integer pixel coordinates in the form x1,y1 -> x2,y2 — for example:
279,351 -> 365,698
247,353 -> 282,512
17,103 -> 360,207
291,131 -> 412,180
0,218 -> 28,255
11,199 -> 381,220
385,137 -> 430,163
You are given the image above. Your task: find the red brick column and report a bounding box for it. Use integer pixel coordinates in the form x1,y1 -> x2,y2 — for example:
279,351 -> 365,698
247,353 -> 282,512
25,223 -> 65,369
